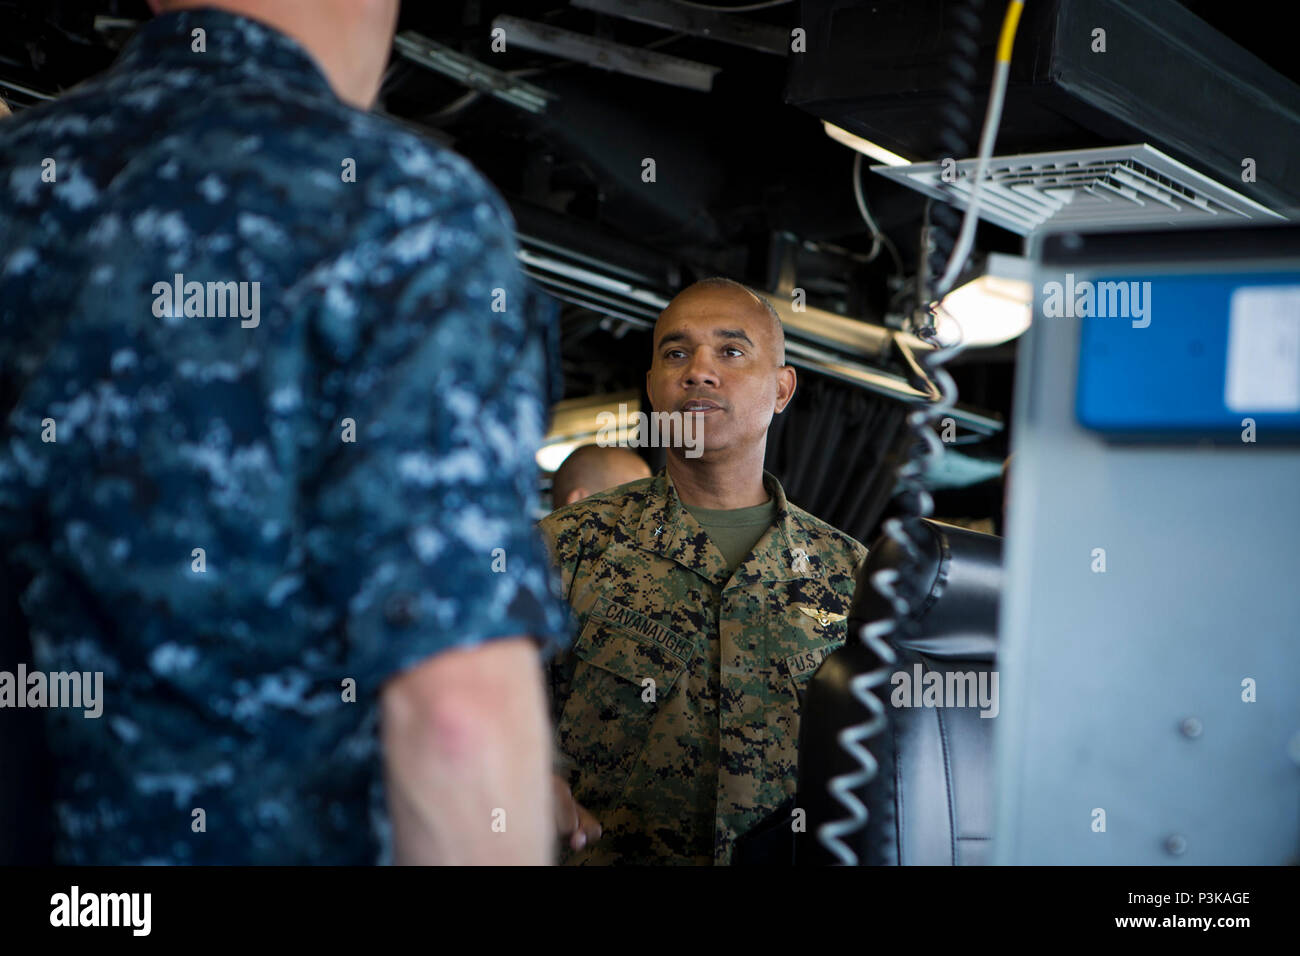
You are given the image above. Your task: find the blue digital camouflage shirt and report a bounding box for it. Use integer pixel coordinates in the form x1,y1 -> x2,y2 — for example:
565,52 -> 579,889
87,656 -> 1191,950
0,9 -> 570,864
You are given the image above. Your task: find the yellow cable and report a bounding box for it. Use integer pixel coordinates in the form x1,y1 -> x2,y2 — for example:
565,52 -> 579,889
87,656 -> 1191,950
997,0 -> 1025,63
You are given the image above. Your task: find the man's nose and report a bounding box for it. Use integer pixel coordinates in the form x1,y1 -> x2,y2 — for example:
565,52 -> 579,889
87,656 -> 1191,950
683,348 -> 719,387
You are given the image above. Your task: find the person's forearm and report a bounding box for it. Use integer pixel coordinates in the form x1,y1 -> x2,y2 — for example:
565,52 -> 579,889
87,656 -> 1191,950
381,646 -> 555,865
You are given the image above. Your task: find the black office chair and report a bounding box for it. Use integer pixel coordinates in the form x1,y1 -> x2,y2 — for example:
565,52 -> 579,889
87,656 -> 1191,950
794,518 -> 1002,865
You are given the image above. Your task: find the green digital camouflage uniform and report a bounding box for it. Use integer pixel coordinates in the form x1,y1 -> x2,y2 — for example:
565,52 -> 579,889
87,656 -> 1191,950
539,467 -> 867,865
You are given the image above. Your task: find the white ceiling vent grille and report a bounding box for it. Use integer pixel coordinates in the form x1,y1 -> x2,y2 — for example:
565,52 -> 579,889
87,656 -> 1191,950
873,144 -> 1284,235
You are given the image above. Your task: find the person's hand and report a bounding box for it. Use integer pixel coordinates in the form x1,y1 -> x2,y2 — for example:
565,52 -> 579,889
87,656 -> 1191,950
552,774 -> 602,852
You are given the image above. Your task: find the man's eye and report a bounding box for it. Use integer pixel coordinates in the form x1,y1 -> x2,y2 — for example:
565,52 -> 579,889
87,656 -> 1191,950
723,346 -> 744,357
665,349 -> 686,359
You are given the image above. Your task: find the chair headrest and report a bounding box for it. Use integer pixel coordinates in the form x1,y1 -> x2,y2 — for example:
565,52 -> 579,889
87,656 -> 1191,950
848,518 -> 1003,662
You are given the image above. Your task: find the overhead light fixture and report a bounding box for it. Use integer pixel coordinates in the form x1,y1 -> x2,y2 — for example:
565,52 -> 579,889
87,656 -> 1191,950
537,439 -> 587,474
536,391 -> 642,472
822,121 -> 911,167
933,253 -> 1032,348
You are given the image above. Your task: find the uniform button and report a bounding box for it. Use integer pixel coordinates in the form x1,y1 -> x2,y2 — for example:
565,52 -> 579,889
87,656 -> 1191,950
383,592 -> 420,628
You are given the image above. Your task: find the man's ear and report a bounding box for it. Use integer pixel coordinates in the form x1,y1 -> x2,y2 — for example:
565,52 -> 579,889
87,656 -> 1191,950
564,488 -> 587,507
773,365 -> 797,414
146,0 -> 165,13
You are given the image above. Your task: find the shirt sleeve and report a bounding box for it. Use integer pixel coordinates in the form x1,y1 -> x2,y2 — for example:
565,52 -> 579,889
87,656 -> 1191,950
302,162 -> 572,697
536,509 -> 591,725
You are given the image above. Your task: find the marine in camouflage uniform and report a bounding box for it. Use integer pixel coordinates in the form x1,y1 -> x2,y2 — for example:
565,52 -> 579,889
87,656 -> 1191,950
0,8 -> 568,864
541,467 -> 866,865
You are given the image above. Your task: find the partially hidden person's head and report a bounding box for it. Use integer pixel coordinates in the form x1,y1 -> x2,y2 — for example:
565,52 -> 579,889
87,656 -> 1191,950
552,444 -> 651,509
0,95 -> 10,119
645,277 -> 796,464
147,0 -> 399,109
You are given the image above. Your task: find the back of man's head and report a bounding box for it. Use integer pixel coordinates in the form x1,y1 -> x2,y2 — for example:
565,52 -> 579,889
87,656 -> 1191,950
552,444 -> 651,509
147,0 -> 399,109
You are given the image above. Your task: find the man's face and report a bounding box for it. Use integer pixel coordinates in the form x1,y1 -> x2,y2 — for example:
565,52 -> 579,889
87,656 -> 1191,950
645,286 -> 796,460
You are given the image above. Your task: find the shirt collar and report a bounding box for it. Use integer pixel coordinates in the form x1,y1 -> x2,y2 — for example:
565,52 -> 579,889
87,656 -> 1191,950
633,466 -> 820,589
112,7 -> 337,102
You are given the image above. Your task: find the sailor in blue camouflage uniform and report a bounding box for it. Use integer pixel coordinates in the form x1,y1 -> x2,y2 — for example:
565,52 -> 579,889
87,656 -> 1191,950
0,6 -> 569,864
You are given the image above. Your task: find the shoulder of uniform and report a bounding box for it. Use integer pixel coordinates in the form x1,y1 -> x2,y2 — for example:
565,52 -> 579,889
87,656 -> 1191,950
344,114 -> 501,196
538,476 -> 655,543
788,503 -> 868,564
237,98 -> 514,235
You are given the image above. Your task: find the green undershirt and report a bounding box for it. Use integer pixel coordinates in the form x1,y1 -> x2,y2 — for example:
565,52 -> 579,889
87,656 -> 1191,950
682,497 -> 777,575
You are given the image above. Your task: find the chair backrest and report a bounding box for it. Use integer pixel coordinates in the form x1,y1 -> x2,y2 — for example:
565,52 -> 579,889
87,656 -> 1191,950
795,519 -> 1003,865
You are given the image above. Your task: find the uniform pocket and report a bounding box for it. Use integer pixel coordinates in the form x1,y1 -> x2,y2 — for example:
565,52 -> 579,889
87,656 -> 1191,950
574,615 -> 691,691
558,615 -> 692,807
783,641 -> 841,705
778,594 -> 851,701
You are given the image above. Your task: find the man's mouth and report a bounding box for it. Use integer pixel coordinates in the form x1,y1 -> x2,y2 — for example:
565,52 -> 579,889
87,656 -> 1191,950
680,399 -> 723,413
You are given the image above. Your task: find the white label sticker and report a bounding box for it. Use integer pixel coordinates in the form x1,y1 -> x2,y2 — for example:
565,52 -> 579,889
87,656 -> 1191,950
1225,286 -> 1300,413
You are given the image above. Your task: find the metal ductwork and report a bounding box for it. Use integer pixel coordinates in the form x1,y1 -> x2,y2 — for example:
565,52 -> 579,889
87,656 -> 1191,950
787,0 -> 1300,220
872,143 -> 1283,235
